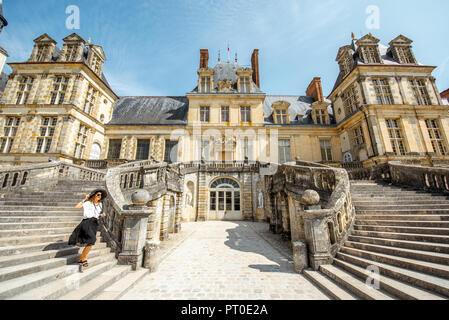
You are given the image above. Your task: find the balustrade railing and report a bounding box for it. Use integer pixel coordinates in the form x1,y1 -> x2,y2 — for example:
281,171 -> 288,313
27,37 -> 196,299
0,161 -> 105,192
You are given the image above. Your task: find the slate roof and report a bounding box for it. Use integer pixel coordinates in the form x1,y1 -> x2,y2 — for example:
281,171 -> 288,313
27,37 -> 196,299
107,96 -> 188,126
190,61 -> 263,94
263,95 -> 334,125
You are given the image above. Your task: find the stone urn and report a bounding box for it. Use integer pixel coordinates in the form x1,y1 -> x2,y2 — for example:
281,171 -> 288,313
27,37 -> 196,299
131,189 -> 150,207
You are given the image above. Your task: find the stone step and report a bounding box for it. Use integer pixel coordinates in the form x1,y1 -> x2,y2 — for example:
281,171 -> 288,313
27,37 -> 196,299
0,206 -> 80,212
355,215 -> 449,222
347,235 -> 449,254
355,220 -> 449,228
0,222 -> 80,231
351,229 -> 449,244
353,200 -> 449,205
0,242 -> 109,267
344,241 -> 449,265
352,195 -> 449,201
0,227 -> 78,238
0,217 -> 81,223
0,241 -> 73,256
351,191 -> 445,196
333,258 -> 446,300
57,265 -> 131,300
0,232 -> 101,247
0,254 -> 115,299
92,269 -> 148,300
356,209 -> 449,215
0,211 -> 82,217
340,246 -> 449,279
7,258 -> 116,300
0,201 -> 79,206
303,269 -> 359,300
354,225 -> 449,236
319,264 -> 395,300
355,205 -> 449,211
0,247 -> 112,283
336,251 -> 449,297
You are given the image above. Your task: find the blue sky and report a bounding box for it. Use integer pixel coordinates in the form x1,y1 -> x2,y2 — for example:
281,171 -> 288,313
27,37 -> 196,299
1,0 -> 449,97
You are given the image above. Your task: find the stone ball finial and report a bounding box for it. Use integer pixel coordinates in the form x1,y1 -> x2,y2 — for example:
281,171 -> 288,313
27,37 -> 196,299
131,189 -> 150,206
301,190 -> 320,206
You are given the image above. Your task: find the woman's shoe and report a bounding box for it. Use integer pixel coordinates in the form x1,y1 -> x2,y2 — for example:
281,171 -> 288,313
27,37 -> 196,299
78,261 -> 88,273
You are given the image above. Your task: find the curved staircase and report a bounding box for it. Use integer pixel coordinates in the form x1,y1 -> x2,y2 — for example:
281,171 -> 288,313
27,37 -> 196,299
304,180 -> 449,300
0,180 -> 147,300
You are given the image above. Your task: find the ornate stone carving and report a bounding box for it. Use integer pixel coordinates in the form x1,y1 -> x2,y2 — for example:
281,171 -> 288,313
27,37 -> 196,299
217,79 -> 234,93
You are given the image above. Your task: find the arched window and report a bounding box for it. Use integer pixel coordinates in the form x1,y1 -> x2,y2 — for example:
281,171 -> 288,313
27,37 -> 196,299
209,178 -> 241,213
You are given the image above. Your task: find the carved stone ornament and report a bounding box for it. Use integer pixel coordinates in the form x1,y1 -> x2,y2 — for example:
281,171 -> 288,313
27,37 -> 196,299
217,80 -> 234,93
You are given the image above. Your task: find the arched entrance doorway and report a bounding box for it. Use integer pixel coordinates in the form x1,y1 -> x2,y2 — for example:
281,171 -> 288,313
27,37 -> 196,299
209,177 -> 242,221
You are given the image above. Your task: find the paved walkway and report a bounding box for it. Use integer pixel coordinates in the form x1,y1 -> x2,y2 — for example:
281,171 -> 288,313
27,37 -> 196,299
121,221 -> 329,300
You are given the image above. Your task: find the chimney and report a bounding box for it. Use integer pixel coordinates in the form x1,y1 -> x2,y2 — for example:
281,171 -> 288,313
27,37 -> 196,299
306,77 -> 324,102
200,49 -> 209,69
251,49 -> 260,88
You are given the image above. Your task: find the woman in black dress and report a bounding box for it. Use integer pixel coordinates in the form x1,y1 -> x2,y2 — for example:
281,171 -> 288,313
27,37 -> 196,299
69,189 -> 107,272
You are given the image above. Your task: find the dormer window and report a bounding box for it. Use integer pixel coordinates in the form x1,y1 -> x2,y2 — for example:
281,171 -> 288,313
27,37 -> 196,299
336,46 -> 354,78
200,76 -> 211,93
65,44 -> 78,62
315,109 -> 327,124
240,77 -> 250,93
395,47 -> 416,64
389,35 -> 417,65
36,46 -> 50,62
360,46 -> 381,64
274,109 -> 289,124
90,55 -> 102,75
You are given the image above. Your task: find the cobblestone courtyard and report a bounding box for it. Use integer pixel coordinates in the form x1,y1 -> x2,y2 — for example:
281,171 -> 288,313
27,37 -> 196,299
121,221 -> 329,300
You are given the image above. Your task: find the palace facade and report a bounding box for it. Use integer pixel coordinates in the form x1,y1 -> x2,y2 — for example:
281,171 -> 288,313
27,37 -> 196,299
0,32 -> 448,168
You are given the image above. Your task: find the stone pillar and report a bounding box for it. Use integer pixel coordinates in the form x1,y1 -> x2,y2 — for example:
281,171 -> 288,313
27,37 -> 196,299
300,190 -> 333,271
292,242 -> 308,273
119,189 -> 152,271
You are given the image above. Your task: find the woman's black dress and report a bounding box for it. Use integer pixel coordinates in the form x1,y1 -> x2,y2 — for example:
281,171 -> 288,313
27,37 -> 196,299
68,218 -> 99,246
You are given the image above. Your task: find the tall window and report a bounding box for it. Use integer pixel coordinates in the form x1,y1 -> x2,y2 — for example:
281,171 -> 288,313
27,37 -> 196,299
50,76 -> 69,105
36,117 -> 57,154
200,107 -> 210,122
240,77 -> 250,93
221,106 -> 230,122
1,117 -> 20,153
342,86 -> 359,116
278,139 -> 291,164
315,109 -> 327,124
339,55 -> 353,77
107,139 -> 122,159
65,45 -> 78,61
373,78 -> 393,105
241,106 -> 251,123
425,120 -> 447,155
16,77 -> 34,105
164,140 -> 178,163
275,109 -> 289,124
320,140 -> 333,161
386,119 -> 407,156
200,77 -> 211,93
362,46 -> 381,63
135,140 -> 150,160
353,126 -> 365,146
36,46 -> 49,62
410,79 -> 431,105
73,124 -> 88,158
83,86 -> 97,114
241,137 -> 253,160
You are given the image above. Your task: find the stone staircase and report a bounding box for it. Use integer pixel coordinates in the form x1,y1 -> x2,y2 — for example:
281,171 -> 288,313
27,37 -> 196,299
0,180 -> 148,300
304,180 -> 449,300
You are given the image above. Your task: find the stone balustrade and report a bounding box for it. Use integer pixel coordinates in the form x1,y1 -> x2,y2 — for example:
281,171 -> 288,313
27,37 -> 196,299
267,160 -> 355,271
0,161 -> 105,192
